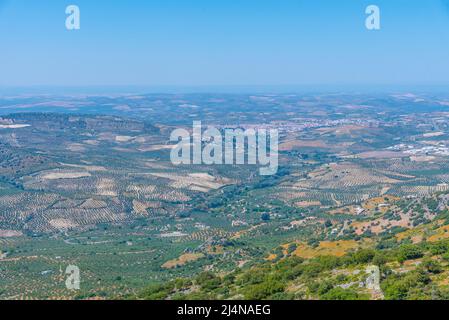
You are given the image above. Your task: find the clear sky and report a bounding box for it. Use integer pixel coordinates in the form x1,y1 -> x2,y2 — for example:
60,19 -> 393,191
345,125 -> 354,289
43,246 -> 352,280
1,0 -> 449,88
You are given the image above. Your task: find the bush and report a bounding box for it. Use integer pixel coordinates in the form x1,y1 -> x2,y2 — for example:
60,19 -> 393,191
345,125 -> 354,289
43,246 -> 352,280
321,288 -> 363,300
397,245 -> 423,263
421,259 -> 442,274
243,278 -> 285,300
382,269 -> 431,300
429,242 -> 449,255
352,249 -> 376,264
196,272 -> 221,291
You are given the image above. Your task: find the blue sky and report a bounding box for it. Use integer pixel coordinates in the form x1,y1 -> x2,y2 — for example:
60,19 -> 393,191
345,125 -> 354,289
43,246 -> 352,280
1,0 -> 449,87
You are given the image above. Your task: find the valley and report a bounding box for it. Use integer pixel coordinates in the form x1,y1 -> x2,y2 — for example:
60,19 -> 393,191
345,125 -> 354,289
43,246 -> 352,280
2,92 -> 449,299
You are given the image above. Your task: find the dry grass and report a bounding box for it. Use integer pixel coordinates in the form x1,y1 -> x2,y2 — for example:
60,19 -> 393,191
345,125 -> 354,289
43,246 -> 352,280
60,163 -> 107,172
0,124 -> 30,129
295,163 -> 401,190
41,171 -> 91,180
279,139 -> 329,151
138,145 -> 173,152
96,178 -> 117,196
294,201 -> 322,207
356,151 -> 405,159
352,214 -> 410,235
48,219 -> 78,230
362,196 -> 400,212
289,240 -> 361,259
162,253 -> 204,269
132,200 -> 152,215
147,172 -> 232,192
66,143 -> 86,152
266,253 -> 278,261
423,132 -> 444,138
428,225 -> 449,242
0,230 -> 23,237
396,219 -> 446,243
316,125 -> 367,135
115,135 -> 135,142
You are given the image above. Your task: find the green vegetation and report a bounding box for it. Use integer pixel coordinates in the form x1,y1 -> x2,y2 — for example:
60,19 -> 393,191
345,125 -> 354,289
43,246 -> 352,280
137,239 -> 449,300
2,93 -> 449,300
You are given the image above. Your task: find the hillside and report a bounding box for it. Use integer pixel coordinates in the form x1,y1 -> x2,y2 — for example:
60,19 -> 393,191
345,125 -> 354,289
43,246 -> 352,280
139,212 -> 449,300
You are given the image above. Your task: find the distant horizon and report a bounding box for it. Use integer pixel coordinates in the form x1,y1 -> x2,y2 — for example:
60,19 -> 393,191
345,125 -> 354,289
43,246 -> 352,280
1,84 -> 449,96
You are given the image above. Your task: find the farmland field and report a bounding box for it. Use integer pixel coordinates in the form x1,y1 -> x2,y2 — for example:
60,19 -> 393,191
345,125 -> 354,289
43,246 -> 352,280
2,92 -> 449,300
